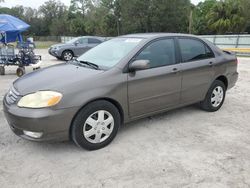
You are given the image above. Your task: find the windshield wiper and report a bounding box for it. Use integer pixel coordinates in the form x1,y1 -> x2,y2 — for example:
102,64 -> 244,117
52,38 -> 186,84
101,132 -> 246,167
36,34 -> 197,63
78,60 -> 99,70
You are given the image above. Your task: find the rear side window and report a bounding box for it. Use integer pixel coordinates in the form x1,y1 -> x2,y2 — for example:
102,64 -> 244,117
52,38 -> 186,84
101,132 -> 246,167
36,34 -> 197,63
135,39 -> 176,68
178,38 -> 214,62
88,38 -> 102,44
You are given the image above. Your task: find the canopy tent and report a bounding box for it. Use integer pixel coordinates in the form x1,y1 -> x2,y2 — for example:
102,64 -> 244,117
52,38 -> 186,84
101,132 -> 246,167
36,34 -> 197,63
0,14 -> 30,43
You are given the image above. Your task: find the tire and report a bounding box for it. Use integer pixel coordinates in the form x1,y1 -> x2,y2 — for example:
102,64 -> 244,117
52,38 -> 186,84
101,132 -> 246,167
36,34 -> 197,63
16,67 -> 26,77
200,80 -> 226,112
71,100 -> 121,150
62,50 -> 73,61
0,66 -> 5,75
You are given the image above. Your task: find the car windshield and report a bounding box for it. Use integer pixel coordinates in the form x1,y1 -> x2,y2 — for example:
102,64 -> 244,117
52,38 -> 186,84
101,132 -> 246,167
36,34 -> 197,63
66,37 -> 80,44
77,37 -> 143,68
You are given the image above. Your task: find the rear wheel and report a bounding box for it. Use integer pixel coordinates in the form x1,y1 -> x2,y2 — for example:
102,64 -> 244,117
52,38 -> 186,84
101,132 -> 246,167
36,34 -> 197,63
0,66 -> 5,75
200,80 -> 226,112
71,100 -> 121,150
62,50 -> 73,61
16,67 -> 26,77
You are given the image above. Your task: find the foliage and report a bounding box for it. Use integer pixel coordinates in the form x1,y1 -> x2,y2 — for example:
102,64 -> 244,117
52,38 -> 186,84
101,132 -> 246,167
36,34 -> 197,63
0,0 -> 250,37
193,0 -> 217,34
206,0 -> 246,34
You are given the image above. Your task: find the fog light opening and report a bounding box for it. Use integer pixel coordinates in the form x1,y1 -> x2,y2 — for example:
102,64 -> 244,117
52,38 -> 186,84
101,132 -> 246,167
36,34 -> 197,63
23,131 -> 43,138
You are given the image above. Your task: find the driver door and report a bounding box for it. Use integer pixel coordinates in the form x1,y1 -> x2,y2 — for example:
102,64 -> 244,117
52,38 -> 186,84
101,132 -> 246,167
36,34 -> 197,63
74,38 -> 89,56
127,38 -> 182,118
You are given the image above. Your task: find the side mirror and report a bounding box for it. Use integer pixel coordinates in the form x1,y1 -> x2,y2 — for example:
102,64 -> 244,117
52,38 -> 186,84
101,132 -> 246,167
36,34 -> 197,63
129,60 -> 150,72
74,41 -> 79,46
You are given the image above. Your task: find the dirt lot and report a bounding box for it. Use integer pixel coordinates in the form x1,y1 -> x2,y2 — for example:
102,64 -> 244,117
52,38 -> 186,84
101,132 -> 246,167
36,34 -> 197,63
0,49 -> 250,188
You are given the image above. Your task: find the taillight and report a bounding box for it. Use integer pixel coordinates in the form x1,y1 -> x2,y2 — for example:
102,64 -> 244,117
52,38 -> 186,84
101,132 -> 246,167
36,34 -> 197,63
236,58 -> 238,64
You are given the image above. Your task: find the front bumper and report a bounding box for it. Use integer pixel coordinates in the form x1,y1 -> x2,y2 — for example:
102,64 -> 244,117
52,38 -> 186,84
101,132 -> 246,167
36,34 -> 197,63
3,96 -> 78,141
48,48 -> 60,58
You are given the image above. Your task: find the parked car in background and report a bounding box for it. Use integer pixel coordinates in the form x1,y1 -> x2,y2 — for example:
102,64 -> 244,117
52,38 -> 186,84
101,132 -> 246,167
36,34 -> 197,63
48,36 -> 105,61
4,33 -> 238,150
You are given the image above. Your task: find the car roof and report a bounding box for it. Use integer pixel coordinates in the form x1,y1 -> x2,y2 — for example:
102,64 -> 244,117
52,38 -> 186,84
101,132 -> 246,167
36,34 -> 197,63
79,36 -> 104,39
118,33 -> 223,57
120,33 -> 197,39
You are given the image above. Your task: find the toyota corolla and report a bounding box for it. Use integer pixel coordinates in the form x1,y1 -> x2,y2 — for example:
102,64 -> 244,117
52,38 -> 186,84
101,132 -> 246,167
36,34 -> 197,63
3,33 -> 238,150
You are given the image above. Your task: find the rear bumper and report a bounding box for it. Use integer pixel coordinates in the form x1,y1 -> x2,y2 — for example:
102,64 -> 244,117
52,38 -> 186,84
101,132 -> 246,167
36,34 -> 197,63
228,72 -> 239,89
3,97 -> 79,142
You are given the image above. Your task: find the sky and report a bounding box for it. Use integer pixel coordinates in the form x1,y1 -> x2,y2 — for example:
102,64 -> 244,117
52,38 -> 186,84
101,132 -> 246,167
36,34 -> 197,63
1,0 -> 204,9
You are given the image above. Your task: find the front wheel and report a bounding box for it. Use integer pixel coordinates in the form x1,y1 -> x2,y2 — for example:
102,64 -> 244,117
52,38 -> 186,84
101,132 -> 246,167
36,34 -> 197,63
71,100 -> 121,150
62,50 -> 73,61
16,67 -> 26,77
200,80 -> 226,112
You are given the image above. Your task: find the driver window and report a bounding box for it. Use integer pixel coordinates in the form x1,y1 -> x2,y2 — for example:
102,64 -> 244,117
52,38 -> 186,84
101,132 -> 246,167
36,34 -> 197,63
135,38 -> 176,68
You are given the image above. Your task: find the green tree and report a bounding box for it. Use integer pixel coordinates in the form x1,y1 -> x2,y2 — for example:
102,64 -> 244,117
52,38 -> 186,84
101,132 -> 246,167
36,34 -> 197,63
100,0 -> 121,35
118,0 -> 191,34
69,0 -> 94,16
3,0 -> 250,37
67,0 -> 91,35
39,0 -> 68,35
240,0 -> 250,33
207,0 -> 246,34
193,0 -> 217,34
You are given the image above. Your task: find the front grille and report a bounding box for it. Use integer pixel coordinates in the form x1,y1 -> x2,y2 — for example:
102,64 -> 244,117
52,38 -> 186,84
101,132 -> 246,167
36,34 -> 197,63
6,86 -> 21,105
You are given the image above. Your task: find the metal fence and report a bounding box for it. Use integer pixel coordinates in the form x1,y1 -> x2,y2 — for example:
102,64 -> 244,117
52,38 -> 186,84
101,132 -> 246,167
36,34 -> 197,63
61,36 -> 75,43
200,34 -> 250,56
24,36 -> 61,42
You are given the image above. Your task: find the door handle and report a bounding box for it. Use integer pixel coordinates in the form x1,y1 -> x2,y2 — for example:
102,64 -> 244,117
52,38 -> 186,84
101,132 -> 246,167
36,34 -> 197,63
209,62 -> 214,67
172,68 -> 179,73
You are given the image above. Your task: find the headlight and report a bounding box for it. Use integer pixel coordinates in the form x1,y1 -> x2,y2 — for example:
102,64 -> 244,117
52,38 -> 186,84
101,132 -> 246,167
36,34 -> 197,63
18,91 -> 62,108
53,46 -> 60,50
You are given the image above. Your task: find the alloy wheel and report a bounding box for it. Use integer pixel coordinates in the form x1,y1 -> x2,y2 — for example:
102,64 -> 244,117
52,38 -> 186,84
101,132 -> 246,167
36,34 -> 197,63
63,52 -> 73,61
211,86 -> 224,107
83,110 -> 114,144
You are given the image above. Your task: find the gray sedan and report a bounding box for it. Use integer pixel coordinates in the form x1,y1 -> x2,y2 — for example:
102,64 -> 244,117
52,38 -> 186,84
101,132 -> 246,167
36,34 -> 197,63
4,33 -> 238,150
48,36 -> 104,61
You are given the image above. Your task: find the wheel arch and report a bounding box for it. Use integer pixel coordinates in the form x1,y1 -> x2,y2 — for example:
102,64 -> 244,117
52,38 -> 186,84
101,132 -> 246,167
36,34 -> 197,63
215,75 -> 228,89
69,97 -> 124,138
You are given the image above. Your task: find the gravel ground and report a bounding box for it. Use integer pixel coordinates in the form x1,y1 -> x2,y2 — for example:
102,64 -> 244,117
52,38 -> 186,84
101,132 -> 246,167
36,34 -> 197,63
0,49 -> 250,188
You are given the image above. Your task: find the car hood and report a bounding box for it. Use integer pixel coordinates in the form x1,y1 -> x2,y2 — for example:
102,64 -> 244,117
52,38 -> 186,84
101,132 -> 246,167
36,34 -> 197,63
14,63 -> 104,95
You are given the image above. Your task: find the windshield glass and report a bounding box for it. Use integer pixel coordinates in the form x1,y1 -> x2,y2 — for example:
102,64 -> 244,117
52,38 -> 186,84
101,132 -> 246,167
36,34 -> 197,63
77,38 -> 143,68
66,37 -> 79,44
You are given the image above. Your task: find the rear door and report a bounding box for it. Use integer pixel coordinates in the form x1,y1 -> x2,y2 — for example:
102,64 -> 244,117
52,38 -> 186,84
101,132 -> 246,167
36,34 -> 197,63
127,38 -> 182,118
177,37 -> 216,104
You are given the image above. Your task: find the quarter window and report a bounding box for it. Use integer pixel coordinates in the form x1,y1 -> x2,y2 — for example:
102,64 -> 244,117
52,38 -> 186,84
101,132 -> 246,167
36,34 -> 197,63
179,38 -> 214,62
135,39 -> 176,68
